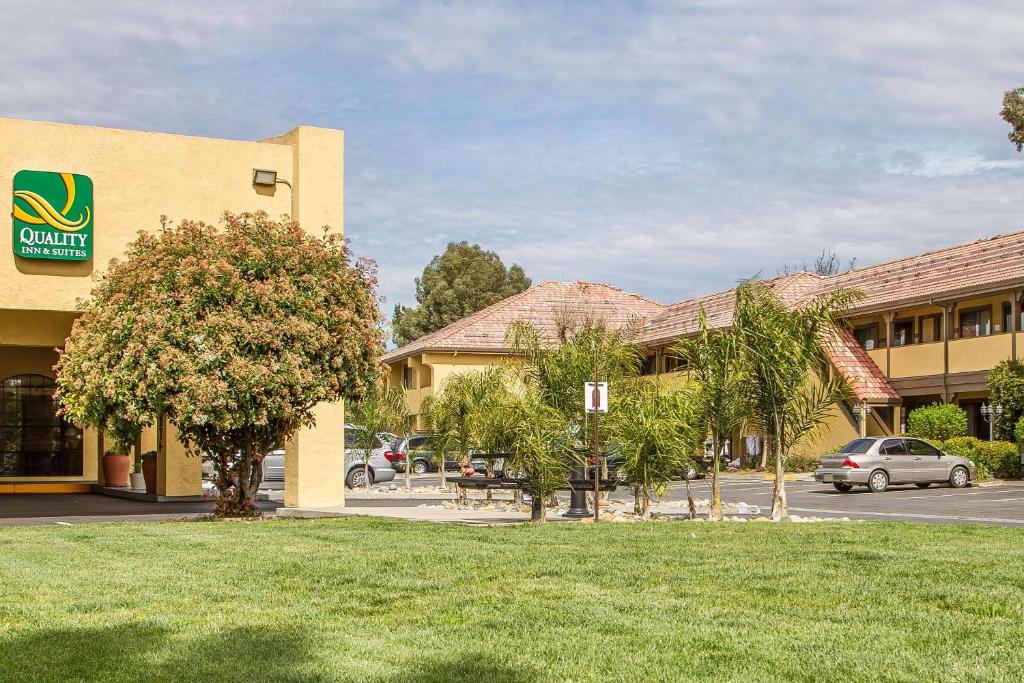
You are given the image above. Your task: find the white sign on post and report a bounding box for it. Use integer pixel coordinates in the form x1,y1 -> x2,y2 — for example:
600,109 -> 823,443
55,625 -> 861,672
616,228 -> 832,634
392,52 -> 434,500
584,382 -> 608,413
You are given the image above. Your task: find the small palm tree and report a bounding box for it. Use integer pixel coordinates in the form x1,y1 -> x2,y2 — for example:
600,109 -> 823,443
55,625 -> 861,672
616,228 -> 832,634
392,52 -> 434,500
674,308 -> 748,521
733,279 -> 859,520
607,381 -> 692,519
502,390 -> 572,522
421,366 -> 508,491
347,384 -> 410,490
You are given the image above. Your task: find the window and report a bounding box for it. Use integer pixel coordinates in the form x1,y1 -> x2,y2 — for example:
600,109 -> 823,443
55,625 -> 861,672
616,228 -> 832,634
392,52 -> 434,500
663,354 -> 685,372
1002,302 -> 1022,334
839,438 -> 875,454
905,439 -> 940,456
854,324 -> 882,350
959,307 -> 992,338
402,366 -> 413,389
892,319 -> 914,347
880,439 -> 908,455
919,313 -> 943,343
0,374 -> 83,477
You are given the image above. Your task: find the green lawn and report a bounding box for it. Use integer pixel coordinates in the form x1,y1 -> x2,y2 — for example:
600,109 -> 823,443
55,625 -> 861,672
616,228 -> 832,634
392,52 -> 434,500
1,518 -> 1023,682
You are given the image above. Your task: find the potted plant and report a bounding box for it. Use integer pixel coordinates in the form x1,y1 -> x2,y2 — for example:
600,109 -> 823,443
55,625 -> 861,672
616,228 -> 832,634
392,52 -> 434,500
100,421 -> 139,488
102,440 -> 133,488
129,456 -> 146,491
141,450 -> 158,494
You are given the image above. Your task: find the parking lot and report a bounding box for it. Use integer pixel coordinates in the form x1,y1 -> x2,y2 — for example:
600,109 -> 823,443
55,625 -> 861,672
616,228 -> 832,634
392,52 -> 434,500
643,477 -> 1024,526
393,473 -> 1024,526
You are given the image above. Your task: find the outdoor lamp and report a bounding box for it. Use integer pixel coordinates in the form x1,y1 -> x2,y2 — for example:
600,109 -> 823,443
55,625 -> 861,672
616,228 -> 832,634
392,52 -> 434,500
252,168 -> 278,186
853,404 -> 872,421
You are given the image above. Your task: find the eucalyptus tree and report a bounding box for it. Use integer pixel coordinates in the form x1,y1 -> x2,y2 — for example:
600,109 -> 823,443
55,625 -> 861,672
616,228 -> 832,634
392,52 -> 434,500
674,308 -> 748,521
420,365 -> 508,491
607,381 -> 695,519
347,384 -> 410,489
733,280 -> 858,520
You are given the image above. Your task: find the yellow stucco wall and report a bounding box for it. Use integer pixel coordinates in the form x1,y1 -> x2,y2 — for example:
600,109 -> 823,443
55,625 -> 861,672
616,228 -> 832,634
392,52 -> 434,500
0,119 -> 345,494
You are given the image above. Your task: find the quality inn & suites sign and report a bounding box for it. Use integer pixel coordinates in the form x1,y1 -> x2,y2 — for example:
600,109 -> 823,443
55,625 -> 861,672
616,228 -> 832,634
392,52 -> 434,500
12,170 -> 93,261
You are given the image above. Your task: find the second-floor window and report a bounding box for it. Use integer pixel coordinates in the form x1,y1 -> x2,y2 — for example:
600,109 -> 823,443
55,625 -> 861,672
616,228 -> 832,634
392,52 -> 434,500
892,319 -> 914,346
959,307 -> 992,339
854,323 -> 882,351
402,366 -> 414,389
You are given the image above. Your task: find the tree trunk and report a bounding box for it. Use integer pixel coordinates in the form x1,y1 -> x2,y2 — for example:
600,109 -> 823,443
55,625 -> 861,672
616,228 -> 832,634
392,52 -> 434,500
633,485 -> 642,516
404,450 -> 412,491
363,455 -> 371,490
531,494 -> 545,522
709,437 -> 723,521
770,428 -> 788,521
684,477 -> 697,520
439,457 -> 448,491
640,491 -> 650,520
758,437 -> 768,471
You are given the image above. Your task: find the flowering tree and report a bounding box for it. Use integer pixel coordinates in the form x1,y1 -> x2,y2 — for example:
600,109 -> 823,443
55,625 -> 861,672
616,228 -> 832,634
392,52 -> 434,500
56,212 -> 384,516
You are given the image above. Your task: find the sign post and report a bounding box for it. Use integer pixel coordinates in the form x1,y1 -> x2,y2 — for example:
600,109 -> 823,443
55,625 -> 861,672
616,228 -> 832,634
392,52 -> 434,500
585,379 -> 608,522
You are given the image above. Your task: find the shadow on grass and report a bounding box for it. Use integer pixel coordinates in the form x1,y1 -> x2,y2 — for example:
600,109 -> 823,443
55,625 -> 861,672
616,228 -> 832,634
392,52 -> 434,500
0,622 -> 319,682
369,654 -> 539,683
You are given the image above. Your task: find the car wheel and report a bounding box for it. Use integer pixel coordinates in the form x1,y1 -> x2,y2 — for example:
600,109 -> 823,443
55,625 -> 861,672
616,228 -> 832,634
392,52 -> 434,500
949,466 -> 970,489
685,465 -> 699,480
412,460 -> 429,475
833,482 -> 853,492
346,468 -> 372,489
867,469 -> 889,493
915,482 -> 931,489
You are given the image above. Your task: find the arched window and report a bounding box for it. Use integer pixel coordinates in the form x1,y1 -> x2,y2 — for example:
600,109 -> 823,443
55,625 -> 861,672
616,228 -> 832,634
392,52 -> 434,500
0,374 -> 82,477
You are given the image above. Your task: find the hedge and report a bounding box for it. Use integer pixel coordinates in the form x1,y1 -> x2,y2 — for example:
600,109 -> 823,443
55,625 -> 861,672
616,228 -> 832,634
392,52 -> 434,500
939,436 -> 1020,480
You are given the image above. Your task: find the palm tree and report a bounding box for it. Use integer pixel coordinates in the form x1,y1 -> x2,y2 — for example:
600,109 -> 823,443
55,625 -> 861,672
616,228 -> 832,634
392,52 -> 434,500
733,279 -> 859,520
674,308 -> 748,520
607,381 -> 695,519
502,390 -> 572,522
506,315 -> 643,500
421,366 -> 508,491
347,384 -> 410,490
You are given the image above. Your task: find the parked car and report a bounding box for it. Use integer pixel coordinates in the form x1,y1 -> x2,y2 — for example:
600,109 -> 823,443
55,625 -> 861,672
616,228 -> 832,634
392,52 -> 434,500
261,424 -> 398,489
814,437 -> 977,493
388,435 -> 499,475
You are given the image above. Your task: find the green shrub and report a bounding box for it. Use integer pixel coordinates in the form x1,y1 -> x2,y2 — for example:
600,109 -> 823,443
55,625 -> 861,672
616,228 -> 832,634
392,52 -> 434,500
938,437 -> 1020,480
977,441 -> 1020,479
908,403 -> 968,442
988,360 -> 1024,439
1015,415 -> 1024,449
787,452 -> 821,472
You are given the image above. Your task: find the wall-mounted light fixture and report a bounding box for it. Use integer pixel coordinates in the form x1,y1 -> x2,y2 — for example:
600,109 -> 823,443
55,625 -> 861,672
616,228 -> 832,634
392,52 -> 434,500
252,168 -> 279,186
252,168 -> 294,217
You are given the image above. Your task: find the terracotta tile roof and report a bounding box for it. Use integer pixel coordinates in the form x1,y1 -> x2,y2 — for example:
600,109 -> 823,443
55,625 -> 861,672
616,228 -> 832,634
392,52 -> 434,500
820,327 -> 901,403
637,272 -> 825,346
830,230 -> 1024,313
383,281 -> 665,363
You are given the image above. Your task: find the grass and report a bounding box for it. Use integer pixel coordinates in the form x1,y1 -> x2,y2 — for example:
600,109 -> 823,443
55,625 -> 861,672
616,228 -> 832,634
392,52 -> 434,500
1,518 -> 1023,682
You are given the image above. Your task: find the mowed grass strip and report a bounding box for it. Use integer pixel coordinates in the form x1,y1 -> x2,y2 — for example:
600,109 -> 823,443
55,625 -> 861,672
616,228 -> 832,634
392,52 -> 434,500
1,518 -> 1022,682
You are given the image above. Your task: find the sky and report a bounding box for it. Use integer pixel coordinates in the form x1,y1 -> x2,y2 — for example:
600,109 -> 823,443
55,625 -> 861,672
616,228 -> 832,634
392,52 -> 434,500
4,1 -> 1024,324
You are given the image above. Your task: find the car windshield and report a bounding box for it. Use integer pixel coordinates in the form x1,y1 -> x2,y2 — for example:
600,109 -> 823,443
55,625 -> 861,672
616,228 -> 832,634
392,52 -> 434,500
838,438 -> 875,454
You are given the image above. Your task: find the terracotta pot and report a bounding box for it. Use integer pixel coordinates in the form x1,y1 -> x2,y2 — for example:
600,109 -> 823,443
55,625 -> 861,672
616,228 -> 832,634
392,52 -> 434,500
102,454 -> 131,487
142,453 -> 158,494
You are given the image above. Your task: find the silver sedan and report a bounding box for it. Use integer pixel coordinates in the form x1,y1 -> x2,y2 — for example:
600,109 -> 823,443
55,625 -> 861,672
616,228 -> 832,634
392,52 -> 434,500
814,437 -> 977,493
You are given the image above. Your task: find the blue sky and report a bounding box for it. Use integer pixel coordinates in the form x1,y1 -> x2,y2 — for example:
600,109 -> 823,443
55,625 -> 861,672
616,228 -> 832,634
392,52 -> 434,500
5,1 -> 1024,323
